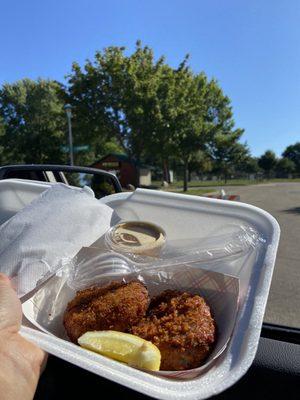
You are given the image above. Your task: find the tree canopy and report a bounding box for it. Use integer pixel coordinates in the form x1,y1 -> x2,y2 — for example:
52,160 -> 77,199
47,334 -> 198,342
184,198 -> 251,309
4,41 -> 293,188
276,157 -> 295,177
0,79 -> 66,164
64,42 -> 245,188
282,142 -> 300,173
258,150 -> 277,177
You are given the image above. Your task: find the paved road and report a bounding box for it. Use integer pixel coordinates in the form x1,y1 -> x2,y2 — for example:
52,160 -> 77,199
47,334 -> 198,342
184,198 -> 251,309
218,182 -> 300,328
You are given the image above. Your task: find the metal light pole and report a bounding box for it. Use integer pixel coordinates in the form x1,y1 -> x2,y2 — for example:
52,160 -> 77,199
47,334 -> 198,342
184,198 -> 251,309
64,104 -> 74,166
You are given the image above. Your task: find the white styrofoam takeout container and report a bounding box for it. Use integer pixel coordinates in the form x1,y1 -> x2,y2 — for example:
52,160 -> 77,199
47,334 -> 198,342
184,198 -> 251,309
0,179 -> 280,400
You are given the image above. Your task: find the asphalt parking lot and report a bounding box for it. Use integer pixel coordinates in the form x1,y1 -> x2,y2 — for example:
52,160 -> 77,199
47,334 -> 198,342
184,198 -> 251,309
219,182 -> 300,328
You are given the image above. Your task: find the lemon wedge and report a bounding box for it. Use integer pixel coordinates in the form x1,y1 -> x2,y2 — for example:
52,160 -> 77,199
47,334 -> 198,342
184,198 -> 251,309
78,330 -> 161,371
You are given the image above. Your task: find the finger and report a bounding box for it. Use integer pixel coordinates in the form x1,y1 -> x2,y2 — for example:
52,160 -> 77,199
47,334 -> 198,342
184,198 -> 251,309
0,273 -> 12,286
0,274 -> 22,333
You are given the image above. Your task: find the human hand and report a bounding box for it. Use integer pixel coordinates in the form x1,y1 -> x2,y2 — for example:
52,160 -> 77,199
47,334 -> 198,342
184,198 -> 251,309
0,273 -> 45,400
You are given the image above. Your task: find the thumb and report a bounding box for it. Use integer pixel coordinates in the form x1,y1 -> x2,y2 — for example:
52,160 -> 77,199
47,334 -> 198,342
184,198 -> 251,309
0,273 -> 22,333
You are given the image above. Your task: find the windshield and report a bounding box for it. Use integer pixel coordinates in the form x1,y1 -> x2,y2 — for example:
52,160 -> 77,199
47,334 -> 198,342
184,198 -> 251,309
0,1 -> 299,329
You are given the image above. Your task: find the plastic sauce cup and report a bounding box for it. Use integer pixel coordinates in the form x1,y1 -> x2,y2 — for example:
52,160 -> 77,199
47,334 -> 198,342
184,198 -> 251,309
106,221 -> 166,257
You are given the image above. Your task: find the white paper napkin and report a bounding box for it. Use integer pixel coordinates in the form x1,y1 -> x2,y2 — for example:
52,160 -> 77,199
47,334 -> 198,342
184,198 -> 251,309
0,184 -> 113,297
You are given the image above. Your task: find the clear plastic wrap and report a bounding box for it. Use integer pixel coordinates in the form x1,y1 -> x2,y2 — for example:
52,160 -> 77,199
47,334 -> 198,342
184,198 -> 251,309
22,260 -> 239,379
22,221 -> 265,379
67,222 -> 265,291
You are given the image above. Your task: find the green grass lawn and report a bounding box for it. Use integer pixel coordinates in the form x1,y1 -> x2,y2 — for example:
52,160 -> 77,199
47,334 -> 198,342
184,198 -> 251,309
152,177 -> 300,189
167,188 -> 212,196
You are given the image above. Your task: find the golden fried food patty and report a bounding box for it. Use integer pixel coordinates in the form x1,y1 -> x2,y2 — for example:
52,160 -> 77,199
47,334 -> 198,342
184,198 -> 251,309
64,281 -> 149,343
131,290 -> 216,371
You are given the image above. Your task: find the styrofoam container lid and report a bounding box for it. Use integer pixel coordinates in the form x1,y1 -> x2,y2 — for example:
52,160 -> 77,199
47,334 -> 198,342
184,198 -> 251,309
0,182 -> 280,399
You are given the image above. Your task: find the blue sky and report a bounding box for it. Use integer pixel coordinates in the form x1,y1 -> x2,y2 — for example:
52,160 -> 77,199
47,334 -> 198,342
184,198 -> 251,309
1,0 -> 299,156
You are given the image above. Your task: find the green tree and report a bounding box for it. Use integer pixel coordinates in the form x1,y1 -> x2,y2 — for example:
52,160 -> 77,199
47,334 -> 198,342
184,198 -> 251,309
0,79 -> 66,164
65,50 -> 125,166
238,156 -> 260,177
147,63 -> 178,183
67,42 -> 207,186
203,78 -> 246,183
188,150 -> 213,180
171,71 -> 211,190
0,116 -> 7,165
282,142 -> 300,173
66,42 -> 167,180
276,157 -> 295,177
116,42 -> 166,169
208,134 -> 248,183
258,150 -> 277,178
152,67 -> 242,190
66,41 -> 244,186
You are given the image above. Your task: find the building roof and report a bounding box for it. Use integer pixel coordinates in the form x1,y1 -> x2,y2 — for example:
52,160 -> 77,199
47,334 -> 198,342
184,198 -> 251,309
91,153 -> 152,169
91,153 -> 132,165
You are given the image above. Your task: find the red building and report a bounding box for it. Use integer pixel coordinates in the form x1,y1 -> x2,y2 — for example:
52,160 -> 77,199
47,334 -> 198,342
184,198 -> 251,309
91,154 -> 138,188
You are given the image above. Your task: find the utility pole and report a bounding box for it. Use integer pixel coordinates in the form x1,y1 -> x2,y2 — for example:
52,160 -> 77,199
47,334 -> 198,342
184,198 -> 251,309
64,104 -> 74,165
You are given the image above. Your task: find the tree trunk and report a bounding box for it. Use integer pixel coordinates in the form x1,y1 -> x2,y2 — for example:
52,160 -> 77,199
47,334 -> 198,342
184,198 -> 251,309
223,163 -> 228,184
162,159 -> 168,183
166,158 -> 171,183
136,153 -> 141,187
183,159 -> 188,192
